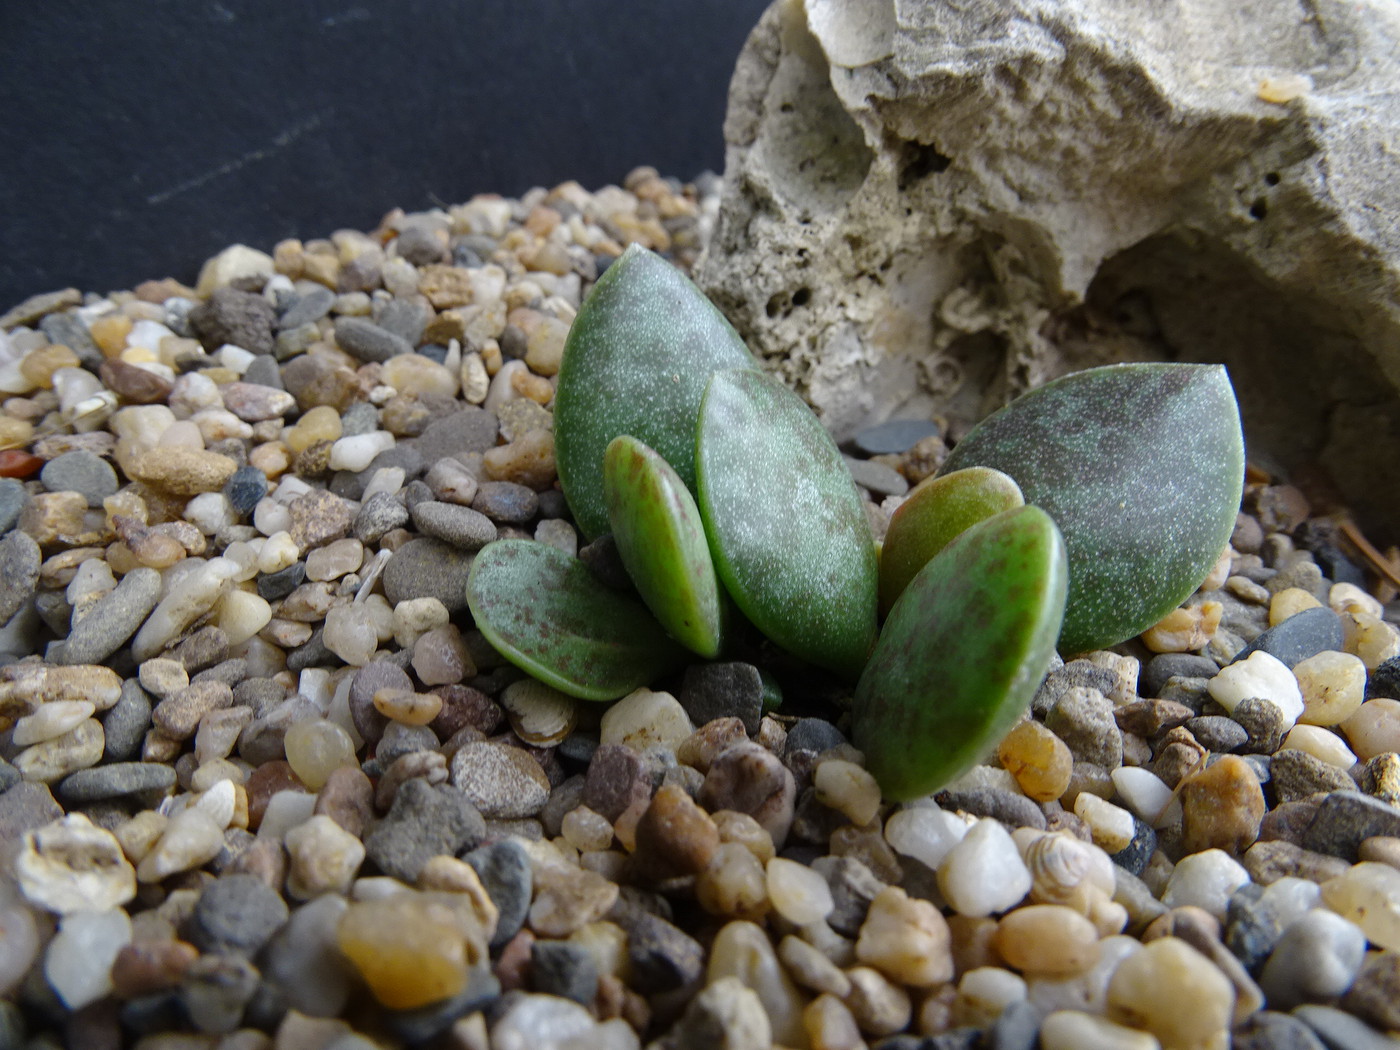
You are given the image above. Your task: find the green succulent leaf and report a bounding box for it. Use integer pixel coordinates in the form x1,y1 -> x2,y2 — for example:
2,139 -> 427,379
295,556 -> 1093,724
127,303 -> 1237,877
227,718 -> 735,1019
853,506 -> 1068,801
554,244 -> 759,540
465,539 -> 687,701
696,368 -> 878,680
603,434 -> 725,659
879,466 -> 1024,618
938,362 -> 1244,654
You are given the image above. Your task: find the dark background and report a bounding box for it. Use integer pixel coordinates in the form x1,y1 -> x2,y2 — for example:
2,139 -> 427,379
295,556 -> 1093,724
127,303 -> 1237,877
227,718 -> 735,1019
0,0 -> 769,309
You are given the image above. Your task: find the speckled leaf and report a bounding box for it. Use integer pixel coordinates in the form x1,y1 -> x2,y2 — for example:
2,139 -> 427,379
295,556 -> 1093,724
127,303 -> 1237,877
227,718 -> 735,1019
696,369 -> 878,679
465,539 -> 686,702
939,363 -> 1243,655
604,434 -> 725,659
879,466 -> 1024,618
853,506 -> 1068,801
554,244 -> 758,539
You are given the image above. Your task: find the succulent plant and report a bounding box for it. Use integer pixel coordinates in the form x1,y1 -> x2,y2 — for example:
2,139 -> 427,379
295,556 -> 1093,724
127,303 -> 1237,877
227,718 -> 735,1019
467,245 -> 1245,797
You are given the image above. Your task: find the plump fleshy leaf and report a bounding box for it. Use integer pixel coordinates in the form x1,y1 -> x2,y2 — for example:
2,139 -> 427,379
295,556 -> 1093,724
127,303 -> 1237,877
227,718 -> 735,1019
853,506 -> 1068,800
465,539 -> 686,701
554,244 -> 758,539
879,466 -> 1024,617
696,369 -> 878,679
938,363 -> 1244,654
603,434 -> 725,658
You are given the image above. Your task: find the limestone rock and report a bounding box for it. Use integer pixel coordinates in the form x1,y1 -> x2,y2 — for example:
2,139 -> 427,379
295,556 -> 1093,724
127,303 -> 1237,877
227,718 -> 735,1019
698,0 -> 1400,536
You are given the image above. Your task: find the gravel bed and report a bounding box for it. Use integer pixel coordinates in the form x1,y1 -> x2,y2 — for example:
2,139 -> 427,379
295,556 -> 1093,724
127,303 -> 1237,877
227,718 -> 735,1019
2,167 -> 1400,1050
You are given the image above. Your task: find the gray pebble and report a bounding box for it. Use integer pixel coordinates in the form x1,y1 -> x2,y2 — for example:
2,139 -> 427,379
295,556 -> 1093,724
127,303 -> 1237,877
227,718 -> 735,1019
1302,790 -> 1400,860
338,401 -> 379,438
170,626 -> 230,673
1032,660 -> 1118,716
260,895 -> 354,1019
190,287 -> 277,356
55,567 -> 161,665
937,787 -> 1047,830
275,322 -> 319,360
285,629 -> 335,673
1270,751 -> 1356,803
583,744 -> 653,822
382,537 -> 476,612
223,465 -> 268,516
180,954 -> 260,1034
187,874 -> 289,956
811,855 -> 884,937
347,660 -> 411,745
1293,1004 -> 1398,1050
39,450 -> 117,506
362,779 -> 484,883
57,762 -> 176,803
332,316 -> 412,363
240,354 -> 281,389
1231,606 -> 1345,669
844,456 -> 908,497
1186,715 -> 1249,752
40,311 -> 100,367
1343,951 -> 1400,1033
1142,652 -> 1221,698
414,407 -> 499,463
377,299 -> 430,346
0,531 -> 40,625
409,500 -> 498,550
1232,1011 -> 1327,1050
531,940 -> 598,1004
1260,910 -> 1367,1010
851,418 -> 939,456
472,481 -> 538,523
783,718 -> 849,758
616,906 -> 705,994
989,999 -> 1040,1050
0,478 -> 25,535
1233,696 -> 1289,753
255,561 -> 305,602
103,679 -> 153,761
277,286 -> 335,329
464,838 -> 533,948
1158,674 -> 1213,713
680,662 -> 764,734
1045,686 -> 1122,768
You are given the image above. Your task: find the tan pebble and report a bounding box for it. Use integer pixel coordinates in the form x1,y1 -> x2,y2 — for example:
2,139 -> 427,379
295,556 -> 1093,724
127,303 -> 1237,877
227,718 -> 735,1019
676,717 -> 749,773
767,856 -> 834,926
1179,754 -> 1265,856
1294,650 -> 1367,727
993,905 -> 1100,976
1040,1010 -> 1163,1050
844,965 -> 911,1037
1359,836 -> 1400,870
611,795 -> 648,852
416,856 -> 500,943
1281,723 -> 1357,768
696,842 -> 770,921
780,934 -> 852,997
708,920 -> 807,1046
16,813 -> 137,914
1342,611 -> 1400,670
14,718 -> 104,783
284,814 -> 364,899
1321,862 -> 1400,951
283,718 -> 357,790
1331,581 -> 1383,618
372,687 -> 443,726
997,720 -> 1074,802
109,939 -> 199,998
561,806 -> 615,853
1141,602 -> 1222,653
1269,587 -> 1322,626
855,885 -> 953,986
136,809 -> 224,882
567,921 -> 631,980
11,700 -> 95,747
804,993 -> 866,1050
952,966 -> 1027,1029
1073,794 -> 1136,853
1342,698 -> 1400,761
712,810 -> 776,863
511,368 -> 554,405
115,811 -> 168,865
528,863 -> 619,937
129,447 -> 237,496
1105,936 -> 1234,1050
20,343 -> 81,388
90,314 -> 133,356
814,759 -> 882,827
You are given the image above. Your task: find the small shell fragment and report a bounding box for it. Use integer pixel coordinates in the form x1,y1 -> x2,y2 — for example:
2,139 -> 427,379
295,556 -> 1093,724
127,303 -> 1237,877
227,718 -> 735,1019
500,678 -> 577,746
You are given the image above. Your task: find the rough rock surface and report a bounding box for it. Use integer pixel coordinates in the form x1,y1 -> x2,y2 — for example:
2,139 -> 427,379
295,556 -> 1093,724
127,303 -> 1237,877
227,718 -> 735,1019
697,0 -> 1400,535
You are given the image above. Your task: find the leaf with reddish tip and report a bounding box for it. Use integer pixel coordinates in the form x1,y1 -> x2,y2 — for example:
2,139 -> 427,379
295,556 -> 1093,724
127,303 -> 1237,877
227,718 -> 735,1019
879,466 -> 1024,617
938,363 -> 1244,654
465,539 -> 687,701
604,434 -> 725,658
554,244 -> 759,540
696,369 -> 878,679
854,506 -> 1068,801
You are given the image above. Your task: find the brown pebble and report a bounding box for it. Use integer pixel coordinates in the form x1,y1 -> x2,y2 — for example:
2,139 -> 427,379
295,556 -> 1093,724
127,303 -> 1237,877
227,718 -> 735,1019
1242,839 -> 1351,885
1358,835 -> 1400,870
583,743 -> 654,822
1152,739 -> 1208,790
99,359 -> 174,404
288,488 -> 354,550
1343,951 -> 1400,1032
493,928 -> 535,991
109,939 -> 199,998
430,684 -> 503,739
314,765 -> 374,837
244,760 -> 308,830
697,742 -> 796,851
1114,698 -> 1196,738
1180,754 -> 1266,855
129,447 -> 238,496
632,783 -> 721,881
1257,796 -> 1325,846
151,681 -> 234,740
675,717 -> 750,773
224,836 -> 287,891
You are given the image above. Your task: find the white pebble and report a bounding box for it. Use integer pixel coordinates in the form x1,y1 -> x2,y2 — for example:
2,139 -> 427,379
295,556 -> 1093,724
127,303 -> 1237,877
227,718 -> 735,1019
257,531 -> 299,573
217,344 -> 256,373
1161,848 -> 1250,921
766,858 -> 834,925
183,492 -> 234,534
1040,1010 -> 1162,1050
361,466 -> 406,500
884,806 -> 972,870
253,498 -> 292,537
1073,793 -> 1137,852
298,668 -> 334,712
190,778 -> 238,829
216,589 -> 272,647
127,319 -> 177,351
136,808 -> 224,882
1208,650 -> 1304,725
44,908 -> 132,1009
937,819 -> 1032,917
1110,766 -> 1181,829
323,604 -> 380,665
329,431 -> 395,472
257,790 -> 318,841
130,558 -> 238,662
1280,724 -> 1357,768
599,688 -> 693,751
12,700 -> 95,746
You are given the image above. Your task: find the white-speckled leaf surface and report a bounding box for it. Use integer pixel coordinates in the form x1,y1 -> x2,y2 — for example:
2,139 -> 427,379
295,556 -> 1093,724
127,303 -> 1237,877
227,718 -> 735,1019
554,244 -> 758,539
938,363 -> 1244,654
696,369 -> 878,679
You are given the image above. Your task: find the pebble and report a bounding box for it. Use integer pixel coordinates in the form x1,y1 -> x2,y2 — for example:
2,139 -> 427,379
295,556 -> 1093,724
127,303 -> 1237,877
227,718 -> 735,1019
40,450 -> 117,506
0,531 -> 39,625
1180,753 -> 1266,855
997,719 -> 1074,802
464,838 -> 533,948
1162,849 -> 1250,921
1258,908 -> 1367,1009
707,920 -> 809,1046
1209,649 -> 1305,724
472,480 -> 539,522
383,537 -> 477,612
1293,1004 -> 1399,1050
937,818 -> 1033,917
12,699 -> 94,746
1232,696 -> 1290,753
362,779 -> 484,883
187,873 -> 289,956
336,893 -> 481,1009
852,418 -> 940,455
1342,697 -> 1400,760
1046,686 -> 1122,768
698,741 -> 796,849
408,499 -> 498,550
1271,749 -> 1356,802
884,805 -> 971,870
450,741 -> 551,818
15,812 -> 136,913
1040,1010 -> 1163,1050
284,814 -> 364,898
14,716 -> 105,782
529,861 -> 620,938
1106,937 -> 1234,1049
1074,793 -> 1137,852
1320,861 -> 1400,950
44,907 -> 132,1009
632,783 -> 718,878
1232,606 -> 1345,668
56,761 -> 176,802
1294,649 -> 1367,726
679,661 -> 764,734
856,884 -> 953,985
1111,766 -> 1181,828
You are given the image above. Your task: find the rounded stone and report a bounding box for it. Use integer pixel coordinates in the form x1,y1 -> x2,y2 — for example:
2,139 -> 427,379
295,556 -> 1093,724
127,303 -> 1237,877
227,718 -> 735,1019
40,450 -> 117,507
